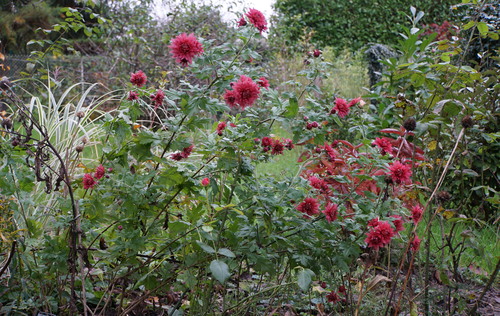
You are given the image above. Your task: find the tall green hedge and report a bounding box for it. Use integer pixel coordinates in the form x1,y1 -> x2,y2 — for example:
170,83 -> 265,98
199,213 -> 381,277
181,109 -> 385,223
271,0 -> 457,52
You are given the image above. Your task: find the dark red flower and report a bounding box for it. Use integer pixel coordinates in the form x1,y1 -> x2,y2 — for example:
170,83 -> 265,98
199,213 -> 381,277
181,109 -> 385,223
373,137 -> 393,155
308,176 -> 330,194
261,136 -> 272,147
411,235 -> 421,251
237,16 -> 247,27
313,49 -> 322,57
130,70 -> 147,87
326,291 -> 340,303
83,173 -> 97,189
331,97 -> 361,118
170,152 -> 184,161
257,77 -> 270,89
283,138 -> 294,150
216,121 -> 226,136
232,75 -> 260,109
296,197 -> 320,217
181,145 -> 194,158
223,89 -> 237,107
368,217 -> 380,228
245,8 -> 267,33
229,123 -> 237,127
410,204 -> 423,224
338,285 -> 347,295
323,203 -> 338,223
127,91 -> 139,101
365,220 -> 395,250
169,33 -> 204,66
391,215 -> 405,233
94,164 -> 106,180
388,160 -> 412,184
271,139 -> 284,155
151,89 -> 165,109
306,121 -> 319,130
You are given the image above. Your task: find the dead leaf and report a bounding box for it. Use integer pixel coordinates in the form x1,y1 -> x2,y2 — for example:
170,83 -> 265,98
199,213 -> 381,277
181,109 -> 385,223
366,274 -> 392,293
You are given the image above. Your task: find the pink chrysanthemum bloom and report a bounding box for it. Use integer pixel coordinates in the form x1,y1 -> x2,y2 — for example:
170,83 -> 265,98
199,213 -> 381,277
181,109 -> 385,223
245,8 -> 268,33
410,204 -> 424,224
169,33 -> 204,66
223,89 -> 237,107
83,173 -> 97,189
296,197 -> 320,217
388,160 -> 412,184
271,139 -> 284,155
373,137 -> 393,155
130,70 -> 147,87
127,91 -> 139,101
232,75 -> 260,109
94,164 -> 106,180
151,89 -> 165,109
331,97 -> 361,118
216,121 -> 226,136
257,77 -> 270,89
368,217 -> 380,228
323,203 -> 338,223
390,215 -> 405,233
411,235 -> 421,251
201,177 -> 210,186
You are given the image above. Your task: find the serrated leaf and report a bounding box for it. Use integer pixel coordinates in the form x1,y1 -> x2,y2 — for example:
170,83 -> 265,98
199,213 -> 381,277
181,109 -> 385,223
284,97 -> 298,118
297,269 -> 315,291
210,260 -> 230,284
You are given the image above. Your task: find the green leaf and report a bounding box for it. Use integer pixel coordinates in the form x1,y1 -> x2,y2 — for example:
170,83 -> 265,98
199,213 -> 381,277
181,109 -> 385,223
284,97 -> 299,118
476,22 -> 488,36
463,21 -> 475,31
218,248 -> 236,258
210,260 -> 230,284
297,268 -> 315,291
196,241 -> 216,254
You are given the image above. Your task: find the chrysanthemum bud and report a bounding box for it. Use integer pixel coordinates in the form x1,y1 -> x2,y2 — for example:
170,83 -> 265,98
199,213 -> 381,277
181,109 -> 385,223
403,117 -> 416,131
76,111 -> 85,119
313,49 -> 322,57
461,115 -> 473,129
81,137 -> 89,144
2,118 -> 12,130
11,137 -> 19,147
75,144 -> 84,153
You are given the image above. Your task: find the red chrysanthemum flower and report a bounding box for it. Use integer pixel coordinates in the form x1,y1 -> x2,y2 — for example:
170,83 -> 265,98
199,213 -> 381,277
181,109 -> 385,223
83,173 -> 97,189
127,91 -> 139,101
331,97 -> 361,118
308,176 -> 330,194
388,160 -> 412,184
326,291 -> 340,303
323,203 -> 338,223
368,217 -> 380,228
410,204 -> 424,224
169,33 -> 204,66
94,164 -> 106,180
261,136 -> 272,147
229,122 -> 237,127
232,75 -> 260,109
271,139 -> 284,155
257,77 -> 270,89
313,49 -> 322,57
411,235 -> 421,251
338,285 -> 347,295
365,220 -> 395,250
373,137 -> 393,155
237,16 -> 247,27
223,89 -> 237,107
130,70 -> 147,87
296,197 -> 320,217
170,152 -> 184,161
216,121 -> 226,136
151,89 -> 165,109
201,177 -> 210,186
245,8 -> 268,33
181,145 -> 194,158
391,215 -> 405,233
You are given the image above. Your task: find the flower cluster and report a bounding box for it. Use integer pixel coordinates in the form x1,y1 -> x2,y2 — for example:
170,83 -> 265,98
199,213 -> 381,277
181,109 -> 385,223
224,75 -> 261,110
330,97 -> 361,118
150,89 -> 165,109
82,164 -> 107,189
365,220 -> 395,250
258,136 -> 293,155
170,145 -> 194,161
169,33 -> 204,66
